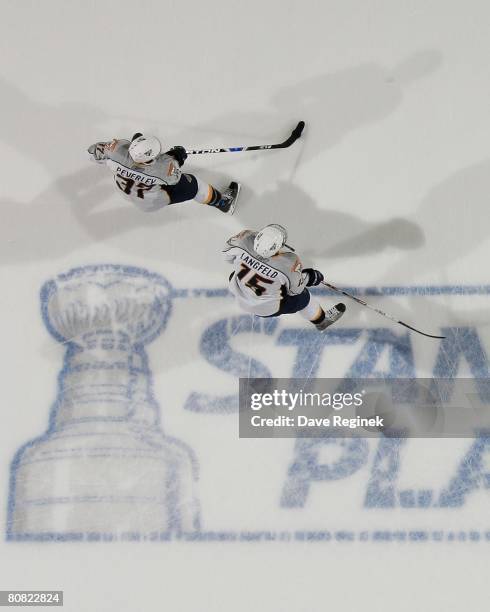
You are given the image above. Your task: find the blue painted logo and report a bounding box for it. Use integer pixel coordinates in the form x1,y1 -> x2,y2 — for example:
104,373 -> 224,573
7,274 -> 490,543
7,265 -> 200,542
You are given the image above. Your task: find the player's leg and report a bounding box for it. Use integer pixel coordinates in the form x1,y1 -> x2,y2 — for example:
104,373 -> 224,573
164,174 -> 240,214
268,289 -> 345,331
297,293 -> 346,331
162,174 -> 200,205
262,289 -> 311,318
194,176 -> 240,214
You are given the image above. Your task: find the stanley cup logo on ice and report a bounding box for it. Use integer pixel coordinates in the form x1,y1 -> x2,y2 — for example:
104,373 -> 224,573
7,265 -> 199,540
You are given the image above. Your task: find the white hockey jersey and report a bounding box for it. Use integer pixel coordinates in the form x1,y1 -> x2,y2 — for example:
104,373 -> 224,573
223,230 -> 307,316
90,139 -> 182,211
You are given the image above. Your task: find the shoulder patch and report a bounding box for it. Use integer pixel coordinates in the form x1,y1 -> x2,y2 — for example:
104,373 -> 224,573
272,251 -> 302,273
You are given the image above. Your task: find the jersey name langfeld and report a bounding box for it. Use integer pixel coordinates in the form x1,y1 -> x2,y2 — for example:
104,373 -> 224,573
115,165 -> 158,186
240,253 -> 278,278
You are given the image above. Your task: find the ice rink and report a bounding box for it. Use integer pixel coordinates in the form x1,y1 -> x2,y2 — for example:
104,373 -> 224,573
2,1 -> 490,610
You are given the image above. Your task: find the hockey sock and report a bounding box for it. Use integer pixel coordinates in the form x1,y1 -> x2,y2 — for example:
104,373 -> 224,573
194,178 -> 222,206
311,309 -> 326,324
299,299 -> 325,322
205,186 -> 223,206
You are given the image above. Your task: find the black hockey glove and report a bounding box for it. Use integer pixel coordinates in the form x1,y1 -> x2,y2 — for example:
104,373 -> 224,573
166,145 -> 188,167
303,268 -> 324,287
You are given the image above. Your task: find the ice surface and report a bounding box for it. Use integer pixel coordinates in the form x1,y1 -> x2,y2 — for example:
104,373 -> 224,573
2,1 -> 490,610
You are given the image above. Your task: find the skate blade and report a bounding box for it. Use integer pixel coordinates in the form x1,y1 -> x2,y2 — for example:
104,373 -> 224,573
227,182 -> 241,216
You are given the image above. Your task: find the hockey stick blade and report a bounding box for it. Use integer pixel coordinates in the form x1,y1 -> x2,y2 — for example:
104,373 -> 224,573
284,120 -> 305,145
397,321 -> 446,340
253,120 -> 305,150
265,120 -> 305,149
321,281 -> 445,340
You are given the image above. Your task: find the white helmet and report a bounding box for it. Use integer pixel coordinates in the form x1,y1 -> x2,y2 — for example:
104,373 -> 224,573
254,224 -> 288,258
128,135 -> 162,163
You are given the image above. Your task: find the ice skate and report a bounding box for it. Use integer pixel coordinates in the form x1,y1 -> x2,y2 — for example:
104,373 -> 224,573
314,303 -> 346,331
216,181 -> 241,214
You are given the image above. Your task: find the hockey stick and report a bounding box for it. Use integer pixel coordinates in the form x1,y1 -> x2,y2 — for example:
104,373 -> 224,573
321,281 -> 446,339
185,121 -> 305,155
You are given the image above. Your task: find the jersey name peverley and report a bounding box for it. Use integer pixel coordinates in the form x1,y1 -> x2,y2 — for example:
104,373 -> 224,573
110,164 -> 158,186
239,252 -> 279,279
106,159 -> 164,187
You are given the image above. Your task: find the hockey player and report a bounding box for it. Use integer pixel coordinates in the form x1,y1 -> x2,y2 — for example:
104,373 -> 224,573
223,224 -> 346,331
87,133 -> 240,213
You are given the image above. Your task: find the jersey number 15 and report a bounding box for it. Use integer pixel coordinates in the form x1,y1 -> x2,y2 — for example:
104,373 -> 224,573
237,264 -> 273,296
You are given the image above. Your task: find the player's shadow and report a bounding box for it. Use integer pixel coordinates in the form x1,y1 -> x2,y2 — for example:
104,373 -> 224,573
235,180 -> 424,259
380,159 -> 490,283
0,168 -> 115,264
0,75 -> 120,265
0,74 -> 198,266
352,160 -> 490,339
68,169 -> 424,270
0,75 -> 111,172
274,50 -> 442,155
0,49 -> 440,267
71,47 -> 440,266
0,163 -> 232,266
0,71 -> 215,265
184,50 -> 443,185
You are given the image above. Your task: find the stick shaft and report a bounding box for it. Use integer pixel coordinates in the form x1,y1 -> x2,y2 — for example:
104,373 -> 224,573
321,281 -> 445,339
185,121 -> 305,155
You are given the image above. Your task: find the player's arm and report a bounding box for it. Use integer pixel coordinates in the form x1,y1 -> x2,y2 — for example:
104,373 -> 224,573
280,253 -> 303,295
223,230 -> 253,263
87,141 -> 111,163
87,138 -> 127,163
283,255 -> 324,295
